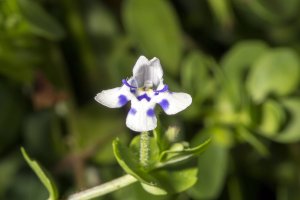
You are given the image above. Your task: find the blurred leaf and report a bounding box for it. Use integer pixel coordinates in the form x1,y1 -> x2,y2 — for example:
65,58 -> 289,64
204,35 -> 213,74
221,40 -> 269,105
21,147 -> 58,200
188,135 -> 229,199
0,155 -> 21,198
207,0 -> 234,28
246,48 -> 300,102
0,83 -> 25,153
123,0 -> 183,75
222,40 -> 269,78
86,2 -> 118,37
17,0 -> 65,40
237,126 -> 269,157
107,37 -> 135,84
0,38 -> 40,84
270,98 -> 300,143
76,105 -> 129,164
0,61 -> 35,84
258,99 -> 286,136
181,51 -> 216,120
234,0 -> 300,24
181,51 -> 215,104
23,111 -> 63,164
7,173 -> 48,200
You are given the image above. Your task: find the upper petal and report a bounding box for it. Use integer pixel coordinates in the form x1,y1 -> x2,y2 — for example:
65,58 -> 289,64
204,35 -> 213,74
126,98 -> 157,132
95,85 -> 133,108
148,57 -> 163,86
153,91 -> 192,115
132,56 -> 164,88
132,55 -> 149,87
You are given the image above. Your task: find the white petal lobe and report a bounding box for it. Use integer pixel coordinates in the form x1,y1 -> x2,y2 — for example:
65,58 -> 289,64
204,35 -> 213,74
126,99 -> 157,132
153,92 -> 192,115
132,56 -> 148,87
149,57 -> 163,86
95,86 -> 131,108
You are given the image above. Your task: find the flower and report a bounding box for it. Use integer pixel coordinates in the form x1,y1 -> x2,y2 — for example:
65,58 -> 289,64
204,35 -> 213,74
95,56 -> 192,132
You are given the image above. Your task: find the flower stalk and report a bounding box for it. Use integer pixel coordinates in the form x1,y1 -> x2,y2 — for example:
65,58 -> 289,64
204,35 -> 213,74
140,131 -> 150,168
68,174 -> 137,200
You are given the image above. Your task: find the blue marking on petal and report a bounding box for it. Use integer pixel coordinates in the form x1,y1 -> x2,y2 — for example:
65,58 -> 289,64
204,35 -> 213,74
130,88 -> 136,93
154,85 -> 168,93
159,99 -> 169,110
118,95 -> 128,106
137,93 -> 151,102
129,108 -> 137,115
122,79 -> 137,89
147,108 -> 155,117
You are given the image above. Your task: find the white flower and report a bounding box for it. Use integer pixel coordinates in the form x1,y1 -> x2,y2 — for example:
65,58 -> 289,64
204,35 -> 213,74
95,56 -> 192,132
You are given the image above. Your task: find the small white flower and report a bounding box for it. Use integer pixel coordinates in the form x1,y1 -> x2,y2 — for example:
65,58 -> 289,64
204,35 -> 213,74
95,56 -> 192,132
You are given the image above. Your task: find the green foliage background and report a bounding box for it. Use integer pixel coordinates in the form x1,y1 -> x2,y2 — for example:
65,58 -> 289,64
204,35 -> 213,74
1,0 -> 300,199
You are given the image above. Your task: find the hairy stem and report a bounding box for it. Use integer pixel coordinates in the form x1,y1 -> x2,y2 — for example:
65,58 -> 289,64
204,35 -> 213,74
68,174 -> 137,200
140,131 -> 150,168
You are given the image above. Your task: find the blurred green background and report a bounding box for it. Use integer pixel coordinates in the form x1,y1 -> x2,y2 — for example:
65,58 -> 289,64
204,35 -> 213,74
1,0 -> 300,199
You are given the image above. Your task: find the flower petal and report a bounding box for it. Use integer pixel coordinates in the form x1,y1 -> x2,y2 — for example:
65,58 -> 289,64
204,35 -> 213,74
132,56 -> 164,88
132,55 -> 149,87
148,57 -> 163,87
153,92 -> 192,115
126,98 -> 157,132
95,86 -> 132,108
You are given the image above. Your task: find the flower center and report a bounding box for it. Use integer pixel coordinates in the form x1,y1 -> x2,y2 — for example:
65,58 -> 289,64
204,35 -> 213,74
122,79 -> 169,101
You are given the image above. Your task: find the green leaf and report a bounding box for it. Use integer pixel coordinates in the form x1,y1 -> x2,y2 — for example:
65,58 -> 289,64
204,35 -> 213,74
21,147 -> 58,200
113,135 -> 205,195
144,164 -> 198,195
158,138 -> 211,165
270,98 -> 300,143
123,0 -> 183,75
188,137 -> 229,199
17,0 -> 65,40
246,48 -> 300,102
112,138 -> 156,184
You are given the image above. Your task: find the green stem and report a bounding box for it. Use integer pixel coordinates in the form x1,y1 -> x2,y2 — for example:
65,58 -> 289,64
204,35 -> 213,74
140,131 -> 150,168
67,174 -> 137,200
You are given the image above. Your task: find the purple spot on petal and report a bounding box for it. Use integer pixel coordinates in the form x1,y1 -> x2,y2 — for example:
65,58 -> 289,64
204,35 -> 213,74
129,108 -> 137,115
130,88 -> 136,93
137,93 -> 151,102
118,95 -> 128,106
159,99 -> 169,110
147,108 -> 155,117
